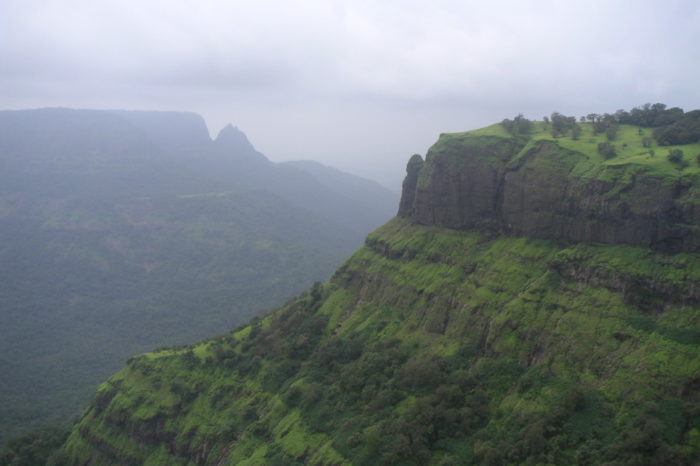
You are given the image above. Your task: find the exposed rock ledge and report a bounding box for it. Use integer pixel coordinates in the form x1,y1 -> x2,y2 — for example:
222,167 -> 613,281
399,135 -> 700,253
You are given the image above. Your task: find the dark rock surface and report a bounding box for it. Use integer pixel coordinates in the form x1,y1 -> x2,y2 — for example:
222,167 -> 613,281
399,136 -> 700,252
397,154 -> 424,217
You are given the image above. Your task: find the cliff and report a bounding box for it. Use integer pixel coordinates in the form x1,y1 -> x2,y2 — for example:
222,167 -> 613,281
51,119 -> 700,465
399,124 -> 700,253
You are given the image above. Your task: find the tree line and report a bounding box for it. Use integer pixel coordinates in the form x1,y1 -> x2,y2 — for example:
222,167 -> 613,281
501,103 -> 700,146
501,103 -> 700,166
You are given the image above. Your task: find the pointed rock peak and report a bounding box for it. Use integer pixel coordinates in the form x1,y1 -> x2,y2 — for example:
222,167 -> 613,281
215,123 -> 253,149
218,123 -> 237,134
213,123 -> 268,163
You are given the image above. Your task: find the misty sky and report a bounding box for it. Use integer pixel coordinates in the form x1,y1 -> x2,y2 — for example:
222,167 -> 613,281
2,0 -> 699,189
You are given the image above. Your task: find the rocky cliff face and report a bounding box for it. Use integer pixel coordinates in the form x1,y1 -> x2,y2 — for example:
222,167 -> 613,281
399,133 -> 700,253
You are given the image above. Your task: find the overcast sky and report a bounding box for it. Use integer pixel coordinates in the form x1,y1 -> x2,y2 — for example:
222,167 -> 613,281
2,0 -> 699,189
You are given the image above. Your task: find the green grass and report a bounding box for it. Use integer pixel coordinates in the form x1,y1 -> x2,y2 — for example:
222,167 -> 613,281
433,121 -> 700,193
59,217 -> 700,465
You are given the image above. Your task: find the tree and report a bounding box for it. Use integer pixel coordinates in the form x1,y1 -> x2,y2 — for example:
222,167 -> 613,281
605,124 -> 618,141
0,426 -> 69,466
653,110 -> 700,145
597,142 -> 617,159
501,114 -> 532,136
615,109 -> 629,122
571,124 -> 582,140
667,149 -> 687,168
623,102 -> 684,127
593,113 -> 617,136
550,112 -> 576,138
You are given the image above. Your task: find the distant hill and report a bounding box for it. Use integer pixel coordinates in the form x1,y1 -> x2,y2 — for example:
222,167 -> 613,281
0,108 -> 398,445
280,159 -> 397,219
53,107 -> 700,465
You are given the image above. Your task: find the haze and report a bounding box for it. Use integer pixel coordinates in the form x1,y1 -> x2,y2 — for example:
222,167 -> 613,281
2,0 -> 699,189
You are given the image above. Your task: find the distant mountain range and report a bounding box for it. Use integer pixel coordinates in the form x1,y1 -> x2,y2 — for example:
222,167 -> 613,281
0,108 -> 398,444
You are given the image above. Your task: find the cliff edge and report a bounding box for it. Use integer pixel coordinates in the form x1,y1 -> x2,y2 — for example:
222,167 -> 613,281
399,123 -> 700,253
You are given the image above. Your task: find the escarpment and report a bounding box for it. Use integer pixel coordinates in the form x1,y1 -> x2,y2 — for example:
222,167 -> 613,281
53,117 -> 700,466
399,133 -> 700,253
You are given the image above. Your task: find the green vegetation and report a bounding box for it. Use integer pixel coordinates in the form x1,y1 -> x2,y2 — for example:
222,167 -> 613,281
16,105 -> 700,464
58,218 -> 700,465
405,107 -> 699,260
597,141 -> 617,159
0,426 -> 69,465
489,106 -> 700,191
500,113 -> 533,136
668,149 -> 688,168
0,108 -> 397,446
0,190 -> 357,445
492,106 -> 700,180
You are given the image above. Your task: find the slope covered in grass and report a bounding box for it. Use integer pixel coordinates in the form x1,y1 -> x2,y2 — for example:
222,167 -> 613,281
59,218 -> 700,465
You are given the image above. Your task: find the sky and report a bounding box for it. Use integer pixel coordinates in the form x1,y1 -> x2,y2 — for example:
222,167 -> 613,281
1,0 -> 699,190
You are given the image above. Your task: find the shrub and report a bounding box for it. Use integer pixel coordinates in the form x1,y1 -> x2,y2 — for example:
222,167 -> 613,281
597,142 -> 617,159
501,114 -> 533,136
667,149 -> 688,168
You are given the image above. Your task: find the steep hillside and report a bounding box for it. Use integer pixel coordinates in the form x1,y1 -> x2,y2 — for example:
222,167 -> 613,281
57,217 -> 700,465
55,118 -> 700,465
0,108 -> 397,444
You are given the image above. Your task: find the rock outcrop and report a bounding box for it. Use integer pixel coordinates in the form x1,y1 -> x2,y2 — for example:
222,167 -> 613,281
399,134 -> 700,252
396,154 -> 424,217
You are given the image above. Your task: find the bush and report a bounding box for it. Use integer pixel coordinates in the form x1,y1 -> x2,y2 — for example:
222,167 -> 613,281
550,112 -> 577,137
501,114 -> 533,136
597,142 -> 617,159
667,149 -> 688,168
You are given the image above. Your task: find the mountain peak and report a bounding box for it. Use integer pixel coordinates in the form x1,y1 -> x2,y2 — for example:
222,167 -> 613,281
213,123 -> 267,163
218,122 -> 237,134
215,123 -> 251,147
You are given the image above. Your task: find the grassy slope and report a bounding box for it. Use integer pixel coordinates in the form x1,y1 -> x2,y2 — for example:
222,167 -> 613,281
62,218 -> 700,465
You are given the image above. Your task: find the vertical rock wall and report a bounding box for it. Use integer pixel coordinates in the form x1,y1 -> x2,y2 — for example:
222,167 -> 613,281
399,135 -> 700,253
